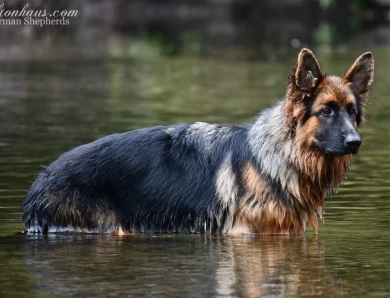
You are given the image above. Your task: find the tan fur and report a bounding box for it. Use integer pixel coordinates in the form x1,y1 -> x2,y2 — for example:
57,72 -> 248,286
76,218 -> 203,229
235,163 -> 313,235
314,77 -> 357,108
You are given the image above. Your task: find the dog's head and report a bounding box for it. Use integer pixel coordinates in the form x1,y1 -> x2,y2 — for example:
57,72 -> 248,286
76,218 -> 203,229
286,48 -> 374,156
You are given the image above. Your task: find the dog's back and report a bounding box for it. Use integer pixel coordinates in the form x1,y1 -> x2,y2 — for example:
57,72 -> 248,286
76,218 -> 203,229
22,123 -> 249,234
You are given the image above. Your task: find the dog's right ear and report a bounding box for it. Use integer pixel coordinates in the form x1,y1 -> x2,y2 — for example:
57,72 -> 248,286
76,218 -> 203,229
292,48 -> 324,97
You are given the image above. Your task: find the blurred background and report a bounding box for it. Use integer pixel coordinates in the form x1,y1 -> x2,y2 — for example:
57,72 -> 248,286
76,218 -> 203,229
1,1 -> 390,298
1,0 -> 390,59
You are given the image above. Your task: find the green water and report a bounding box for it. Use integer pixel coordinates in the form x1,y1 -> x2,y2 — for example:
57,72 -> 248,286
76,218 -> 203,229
0,46 -> 389,297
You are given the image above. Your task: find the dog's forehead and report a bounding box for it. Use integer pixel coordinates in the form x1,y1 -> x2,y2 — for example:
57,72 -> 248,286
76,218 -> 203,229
317,76 -> 356,107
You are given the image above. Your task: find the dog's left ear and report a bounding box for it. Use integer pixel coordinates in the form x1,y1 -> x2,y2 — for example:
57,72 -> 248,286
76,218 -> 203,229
294,48 -> 324,97
342,52 -> 374,95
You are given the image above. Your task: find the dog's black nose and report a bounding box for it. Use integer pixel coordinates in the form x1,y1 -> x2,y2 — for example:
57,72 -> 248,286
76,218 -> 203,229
345,135 -> 362,148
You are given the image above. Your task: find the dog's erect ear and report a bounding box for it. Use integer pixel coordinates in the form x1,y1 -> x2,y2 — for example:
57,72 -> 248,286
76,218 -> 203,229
294,48 -> 323,97
342,52 -> 374,95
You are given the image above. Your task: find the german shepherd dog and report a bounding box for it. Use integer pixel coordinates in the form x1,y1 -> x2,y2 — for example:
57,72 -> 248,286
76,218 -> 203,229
22,49 -> 374,235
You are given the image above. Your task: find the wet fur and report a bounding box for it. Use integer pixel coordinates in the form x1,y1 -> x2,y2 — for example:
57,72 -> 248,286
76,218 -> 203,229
22,49 -> 374,235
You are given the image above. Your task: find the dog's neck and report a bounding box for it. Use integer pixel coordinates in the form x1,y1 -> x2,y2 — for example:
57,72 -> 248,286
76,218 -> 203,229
248,102 -> 300,194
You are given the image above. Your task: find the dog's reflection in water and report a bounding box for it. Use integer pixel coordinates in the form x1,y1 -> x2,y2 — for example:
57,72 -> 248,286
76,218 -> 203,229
22,235 -> 344,297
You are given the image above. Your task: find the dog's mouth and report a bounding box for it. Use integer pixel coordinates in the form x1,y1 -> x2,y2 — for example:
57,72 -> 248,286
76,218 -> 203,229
318,145 -> 360,156
343,147 -> 360,155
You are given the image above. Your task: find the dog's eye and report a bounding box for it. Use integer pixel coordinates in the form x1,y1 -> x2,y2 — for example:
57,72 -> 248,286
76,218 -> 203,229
321,107 -> 332,115
349,108 -> 357,117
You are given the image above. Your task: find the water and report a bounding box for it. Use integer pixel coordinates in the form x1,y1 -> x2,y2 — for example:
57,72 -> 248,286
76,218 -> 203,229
0,45 -> 389,297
